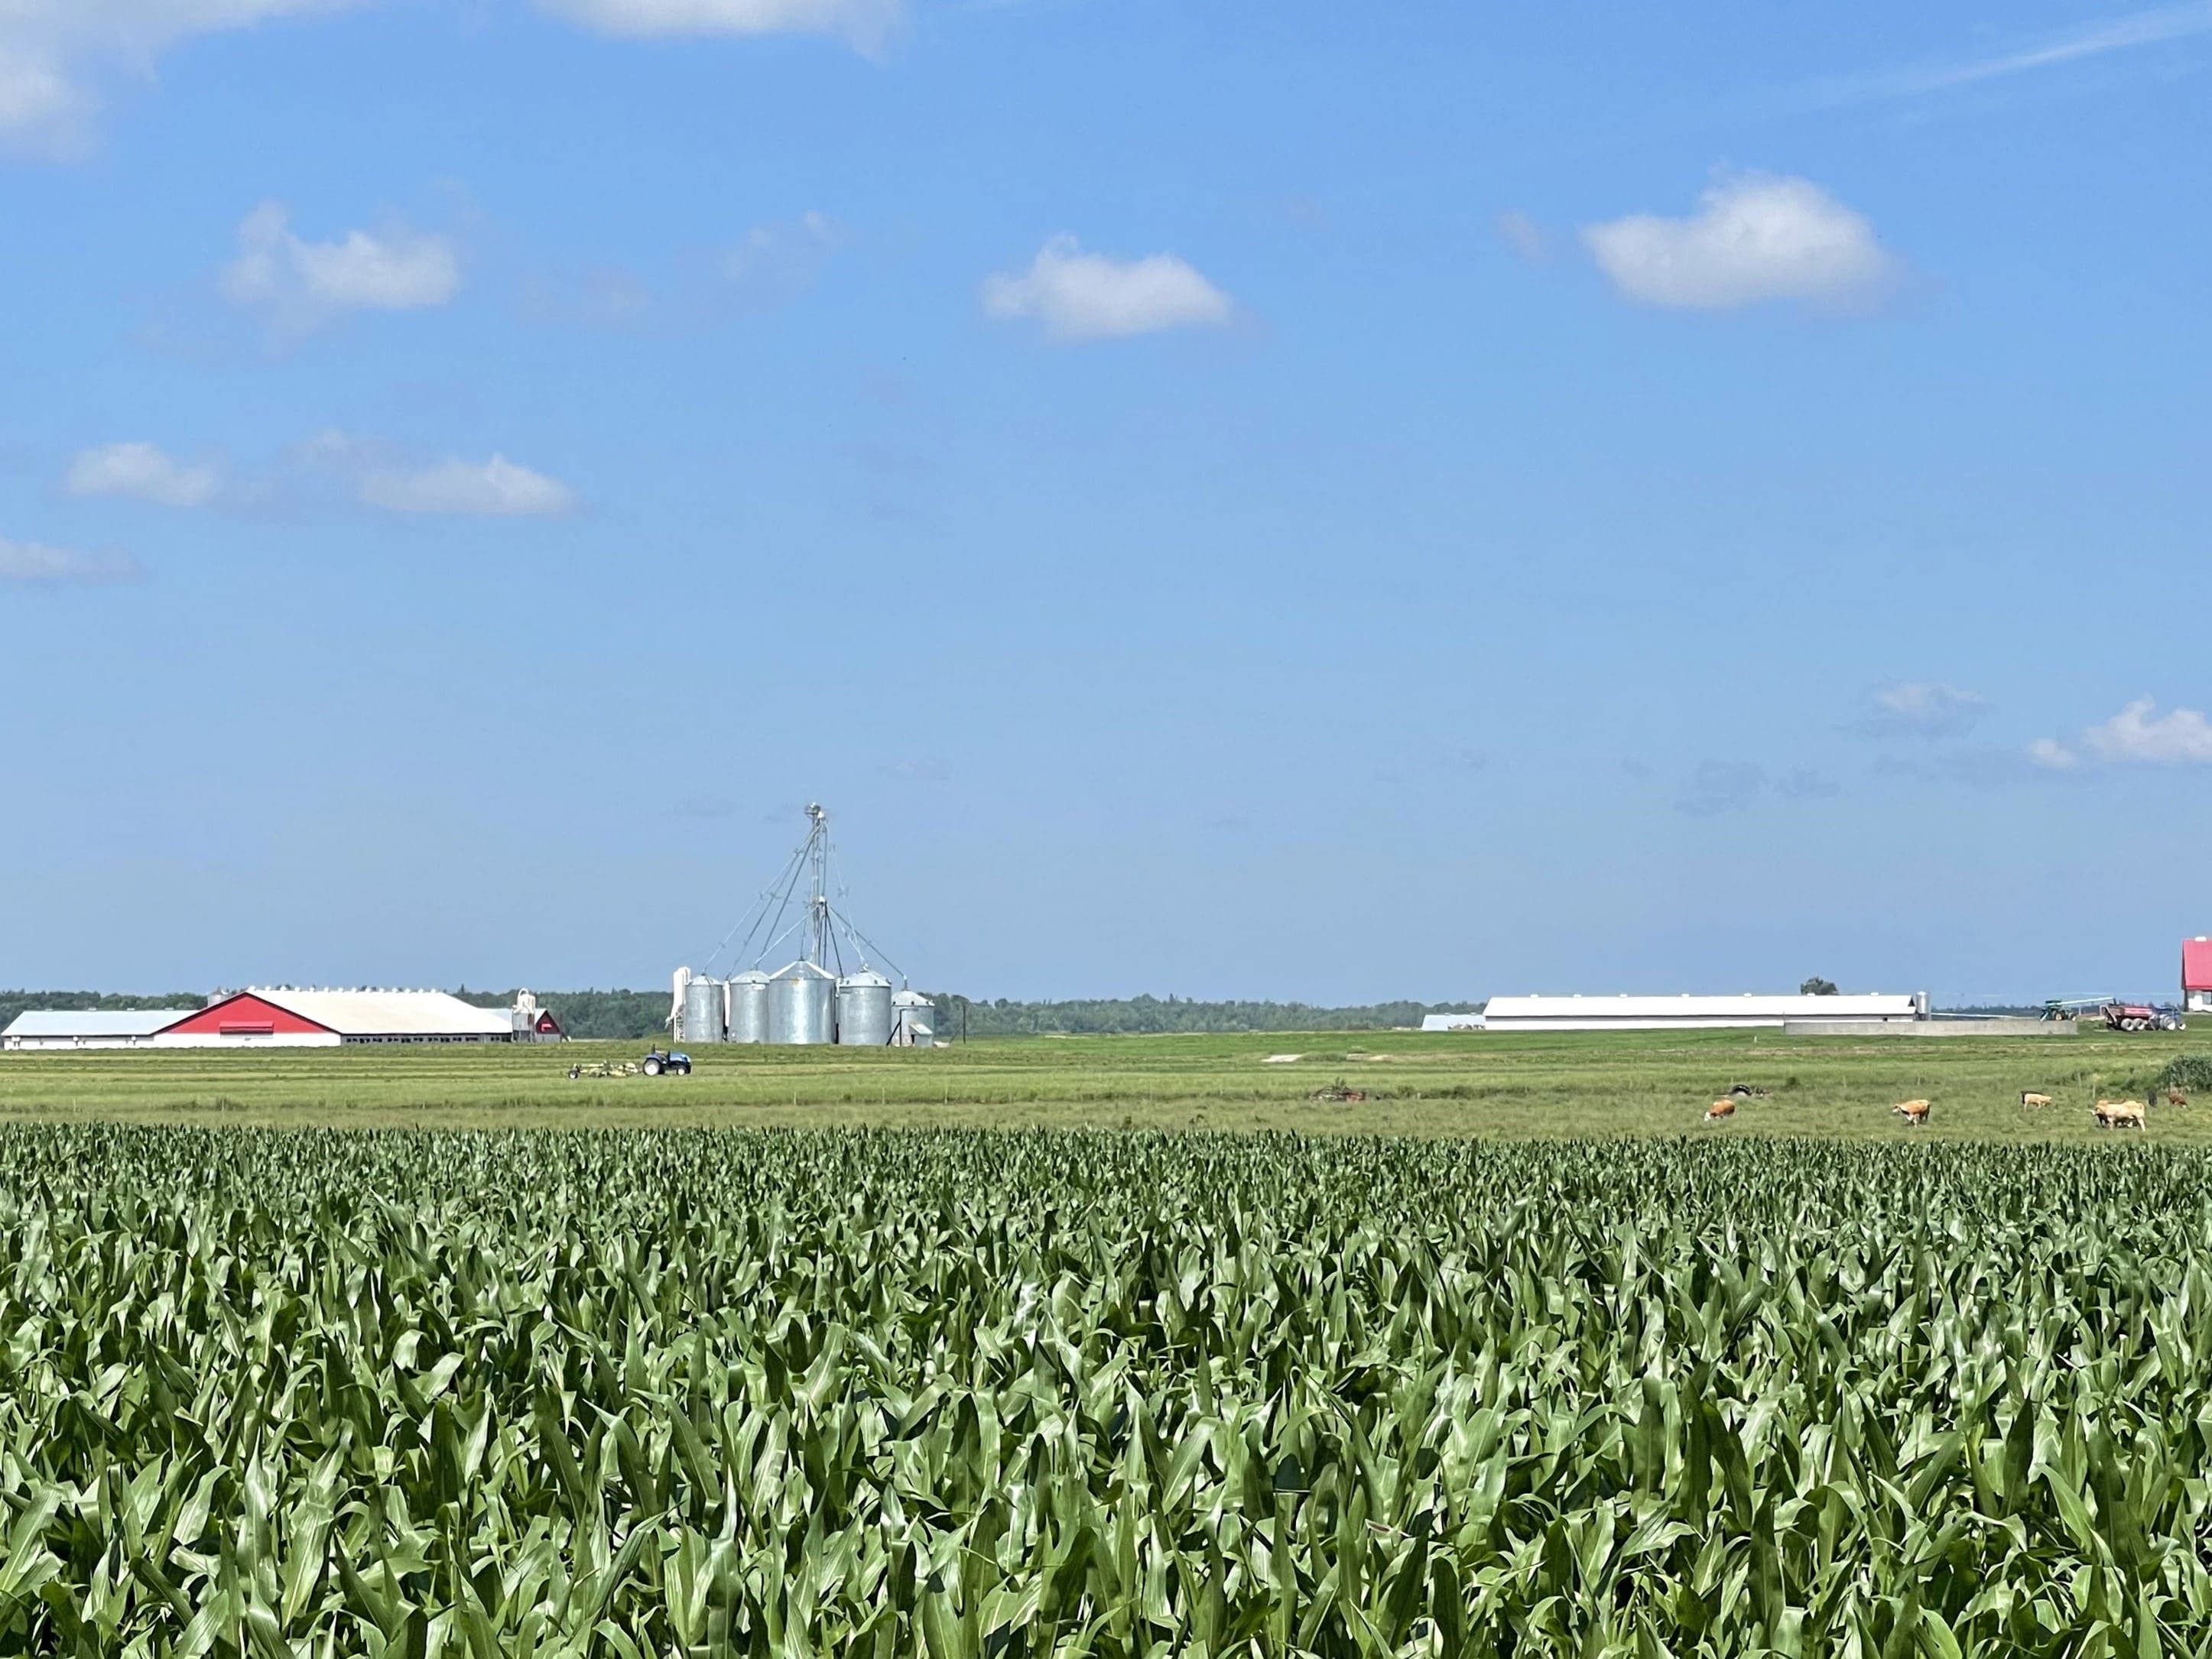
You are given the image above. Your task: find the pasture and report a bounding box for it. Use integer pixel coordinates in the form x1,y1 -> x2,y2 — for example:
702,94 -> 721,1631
0,1025 -> 2204,1138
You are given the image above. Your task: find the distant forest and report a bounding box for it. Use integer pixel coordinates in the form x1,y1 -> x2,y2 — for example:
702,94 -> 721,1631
467,989 -> 1486,1041
921,994 -> 1483,1037
4,988 -> 1483,1042
450,989 -> 671,1041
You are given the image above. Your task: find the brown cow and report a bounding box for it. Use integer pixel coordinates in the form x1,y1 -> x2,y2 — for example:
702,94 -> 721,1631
1704,1098 -> 1736,1123
2093,1099 -> 2148,1131
1892,1099 -> 1931,1126
2020,1091 -> 2054,1109
2168,1089 -> 2189,1109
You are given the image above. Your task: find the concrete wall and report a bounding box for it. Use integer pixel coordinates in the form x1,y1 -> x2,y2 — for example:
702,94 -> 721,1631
1782,1018 -> 2075,1037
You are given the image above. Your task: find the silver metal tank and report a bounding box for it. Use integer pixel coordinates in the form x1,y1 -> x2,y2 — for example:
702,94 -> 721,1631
680,976 -> 723,1044
726,970 -> 771,1044
836,971 -> 895,1046
892,989 -> 935,1048
766,960 -> 836,1044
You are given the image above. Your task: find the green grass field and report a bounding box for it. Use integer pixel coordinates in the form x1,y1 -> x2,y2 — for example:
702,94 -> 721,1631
2,1026 -> 2202,1138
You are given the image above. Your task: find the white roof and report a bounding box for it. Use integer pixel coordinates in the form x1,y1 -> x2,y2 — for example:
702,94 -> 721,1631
2,1009 -> 185,1038
246,988 -> 514,1037
1420,1012 -> 1486,1031
1486,993 -> 1917,1021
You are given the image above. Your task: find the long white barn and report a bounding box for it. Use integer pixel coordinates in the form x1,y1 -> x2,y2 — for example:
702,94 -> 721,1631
1482,993 -> 1926,1033
3,989 -> 534,1050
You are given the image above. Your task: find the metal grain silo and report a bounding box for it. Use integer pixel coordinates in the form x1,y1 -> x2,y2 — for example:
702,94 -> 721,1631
766,960 -> 836,1044
892,989 -> 935,1048
680,976 -> 724,1044
836,971 -> 895,1046
726,970 -> 771,1044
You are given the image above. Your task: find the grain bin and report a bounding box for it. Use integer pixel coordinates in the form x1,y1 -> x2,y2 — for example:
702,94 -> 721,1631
766,960 -> 836,1045
680,976 -> 724,1044
892,989 -> 935,1048
836,971 -> 895,1046
726,970 -> 771,1044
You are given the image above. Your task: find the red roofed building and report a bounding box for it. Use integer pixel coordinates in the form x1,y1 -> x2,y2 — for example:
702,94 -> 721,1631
158,992 -> 339,1047
2186,939 -> 2212,1015
4,989 -> 551,1050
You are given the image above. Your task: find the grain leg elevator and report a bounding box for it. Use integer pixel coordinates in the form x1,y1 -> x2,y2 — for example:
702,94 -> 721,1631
671,804 -> 932,1047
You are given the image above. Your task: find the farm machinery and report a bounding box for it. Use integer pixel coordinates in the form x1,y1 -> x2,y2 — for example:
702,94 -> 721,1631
2041,997 -> 2186,1032
2102,1002 -> 2185,1033
568,1048 -> 694,1079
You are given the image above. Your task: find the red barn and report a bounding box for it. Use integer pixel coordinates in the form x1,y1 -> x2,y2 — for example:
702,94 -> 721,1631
158,992 -> 341,1046
2187,938 -> 2212,1015
510,991 -> 564,1042
155,988 -> 517,1047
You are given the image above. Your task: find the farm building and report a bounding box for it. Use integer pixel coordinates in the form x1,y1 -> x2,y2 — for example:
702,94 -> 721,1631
160,989 -> 517,1046
1419,1011 -> 1487,1031
4,989 -> 536,1050
1482,992 -> 1927,1033
2184,939 -> 2212,1015
1,1011 -> 193,1051
511,992 -> 564,1042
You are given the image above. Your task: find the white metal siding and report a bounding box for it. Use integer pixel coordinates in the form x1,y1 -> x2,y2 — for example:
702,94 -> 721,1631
1483,993 -> 1921,1031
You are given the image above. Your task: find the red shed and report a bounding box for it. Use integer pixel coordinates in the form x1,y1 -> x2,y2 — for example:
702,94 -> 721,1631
2187,938 -> 2212,1014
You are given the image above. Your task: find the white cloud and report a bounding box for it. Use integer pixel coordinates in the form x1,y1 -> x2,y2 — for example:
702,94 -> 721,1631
1496,210 -> 1548,261
1805,4 -> 2212,112
80,430 -> 580,519
723,210 -> 843,303
983,235 -> 1234,343
0,1 -> 359,152
0,534 -> 140,584
2026,738 -> 2080,771
2083,697 -> 2212,765
534,0 -> 897,51
1581,175 -> 1900,312
1675,760 -> 1769,817
2028,697 -> 2212,769
1863,680 -> 1987,738
63,441 -> 221,508
222,202 -> 460,336
359,455 -> 577,518
0,0 -> 893,152
0,48 -> 82,145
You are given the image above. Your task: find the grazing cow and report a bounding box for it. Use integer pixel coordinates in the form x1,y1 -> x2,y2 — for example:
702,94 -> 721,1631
2093,1099 -> 2148,1131
2168,1089 -> 2189,1109
1727,1084 -> 1770,1099
1892,1099 -> 1931,1126
1704,1098 -> 1736,1122
2020,1092 -> 2054,1109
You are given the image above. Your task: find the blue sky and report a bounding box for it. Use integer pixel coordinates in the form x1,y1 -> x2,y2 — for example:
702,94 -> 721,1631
2,1 -> 2207,1004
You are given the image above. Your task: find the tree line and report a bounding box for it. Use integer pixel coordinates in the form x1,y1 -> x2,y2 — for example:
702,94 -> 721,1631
916,993 -> 1482,1038
460,989 -> 1487,1040
3,987 -> 1486,1042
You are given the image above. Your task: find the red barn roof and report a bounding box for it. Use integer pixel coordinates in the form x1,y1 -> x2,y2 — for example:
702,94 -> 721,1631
2187,938 -> 2212,992
161,992 -> 335,1037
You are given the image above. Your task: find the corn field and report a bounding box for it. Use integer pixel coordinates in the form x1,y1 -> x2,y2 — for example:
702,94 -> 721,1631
5,1128 -> 2212,1656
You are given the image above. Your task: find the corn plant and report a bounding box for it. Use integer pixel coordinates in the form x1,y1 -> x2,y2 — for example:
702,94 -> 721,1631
2,1128 -> 2211,1654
